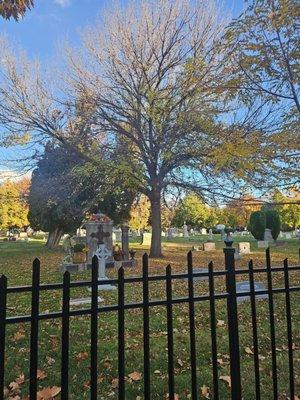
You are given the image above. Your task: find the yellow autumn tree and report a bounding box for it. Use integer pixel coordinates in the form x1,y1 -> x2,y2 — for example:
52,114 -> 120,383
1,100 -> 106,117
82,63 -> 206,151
0,177 -> 30,230
129,195 -> 150,231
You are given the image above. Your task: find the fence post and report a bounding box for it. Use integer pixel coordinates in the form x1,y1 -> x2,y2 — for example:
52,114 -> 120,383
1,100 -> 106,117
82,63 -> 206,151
0,275 -> 7,400
223,247 -> 242,400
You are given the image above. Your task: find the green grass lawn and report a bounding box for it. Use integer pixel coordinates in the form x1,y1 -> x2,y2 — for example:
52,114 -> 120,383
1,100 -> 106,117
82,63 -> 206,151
0,238 -> 300,399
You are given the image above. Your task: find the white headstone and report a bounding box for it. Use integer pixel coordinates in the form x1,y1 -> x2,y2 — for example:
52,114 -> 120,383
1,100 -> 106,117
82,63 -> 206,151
92,244 -> 116,290
113,228 -> 122,242
183,223 -> 189,238
201,228 -> 207,235
142,232 -> 152,246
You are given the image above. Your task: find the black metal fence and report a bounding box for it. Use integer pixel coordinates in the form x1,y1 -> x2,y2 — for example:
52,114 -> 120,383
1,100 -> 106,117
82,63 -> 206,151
0,247 -> 300,400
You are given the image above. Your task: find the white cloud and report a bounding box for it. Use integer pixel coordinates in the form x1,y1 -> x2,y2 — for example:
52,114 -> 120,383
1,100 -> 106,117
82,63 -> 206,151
54,0 -> 71,7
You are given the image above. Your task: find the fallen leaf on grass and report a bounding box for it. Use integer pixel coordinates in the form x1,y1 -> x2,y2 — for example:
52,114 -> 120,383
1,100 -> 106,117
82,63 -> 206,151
36,386 -> 61,400
15,375 -> 25,385
219,375 -> 231,388
12,332 -> 25,342
166,394 -> 179,399
245,347 -> 254,355
8,382 -> 20,392
37,370 -> 47,380
200,384 -> 210,398
75,352 -> 88,363
177,359 -> 184,367
111,378 -> 119,389
128,371 -> 142,382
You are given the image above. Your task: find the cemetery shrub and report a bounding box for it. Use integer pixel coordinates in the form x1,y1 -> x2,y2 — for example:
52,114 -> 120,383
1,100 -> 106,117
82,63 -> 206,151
73,243 -> 86,253
265,209 -> 281,240
248,211 -> 266,240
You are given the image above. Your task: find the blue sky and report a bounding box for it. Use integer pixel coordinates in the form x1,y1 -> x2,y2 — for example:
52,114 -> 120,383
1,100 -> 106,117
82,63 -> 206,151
0,0 -> 245,171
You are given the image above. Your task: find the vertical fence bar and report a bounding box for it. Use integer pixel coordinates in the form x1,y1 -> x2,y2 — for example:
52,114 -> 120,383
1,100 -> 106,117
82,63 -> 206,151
61,271 -> 70,400
187,251 -> 198,400
208,262 -> 219,400
266,248 -> 278,399
90,256 -> 99,400
166,265 -> 175,400
224,247 -> 241,400
0,275 -> 7,400
142,254 -> 151,400
248,260 -> 261,400
118,267 -> 125,400
283,258 -> 294,399
29,258 -> 40,400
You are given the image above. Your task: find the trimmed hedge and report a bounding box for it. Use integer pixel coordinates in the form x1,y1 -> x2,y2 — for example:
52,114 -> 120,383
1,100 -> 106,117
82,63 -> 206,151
248,209 -> 281,241
248,211 -> 266,240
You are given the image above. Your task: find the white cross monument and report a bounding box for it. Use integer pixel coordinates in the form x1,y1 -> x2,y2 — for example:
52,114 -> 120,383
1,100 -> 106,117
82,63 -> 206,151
93,243 -> 116,291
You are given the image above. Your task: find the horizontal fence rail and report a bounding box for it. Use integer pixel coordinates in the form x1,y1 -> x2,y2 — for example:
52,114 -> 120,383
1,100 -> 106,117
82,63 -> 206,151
0,247 -> 300,400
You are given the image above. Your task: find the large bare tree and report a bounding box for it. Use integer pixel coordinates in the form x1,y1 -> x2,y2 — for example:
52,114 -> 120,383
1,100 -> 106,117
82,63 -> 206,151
66,0 -> 231,257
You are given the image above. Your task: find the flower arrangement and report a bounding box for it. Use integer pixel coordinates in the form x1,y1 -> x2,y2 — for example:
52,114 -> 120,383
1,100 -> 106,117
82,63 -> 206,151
72,244 -> 89,264
88,213 -> 111,223
73,243 -> 89,253
113,244 -> 124,261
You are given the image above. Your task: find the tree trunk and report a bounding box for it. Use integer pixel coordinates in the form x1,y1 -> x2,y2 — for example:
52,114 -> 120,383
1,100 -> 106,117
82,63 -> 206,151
45,227 -> 63,249
121,224 -> 129,260
149,192 -> 163,258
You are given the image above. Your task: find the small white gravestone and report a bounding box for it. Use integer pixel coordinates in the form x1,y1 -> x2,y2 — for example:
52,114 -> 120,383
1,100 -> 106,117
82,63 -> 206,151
285,232 -> 292,239
113,228 -> 122,242
161,231 -> 166,237
183,222 -> 189,238
92,244 -> 116,291
201,228 -> 207,235
208,228 -> 213,240
264,228 -> 274,243
142,232 -> 152,246
203,242 -> 216,251
238,242 -> 251,254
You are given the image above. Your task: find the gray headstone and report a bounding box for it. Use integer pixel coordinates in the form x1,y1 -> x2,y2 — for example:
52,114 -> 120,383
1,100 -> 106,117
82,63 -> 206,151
186,268 -> 208,281
85,216 -> 113,264
70,297 -> 103,306
264,228 -> 274,243
236,281 -> 268,303
257,240 -> 268,248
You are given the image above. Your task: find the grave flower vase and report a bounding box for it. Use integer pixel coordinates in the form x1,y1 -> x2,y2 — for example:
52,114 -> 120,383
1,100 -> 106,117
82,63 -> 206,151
73,252 -> 86,264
